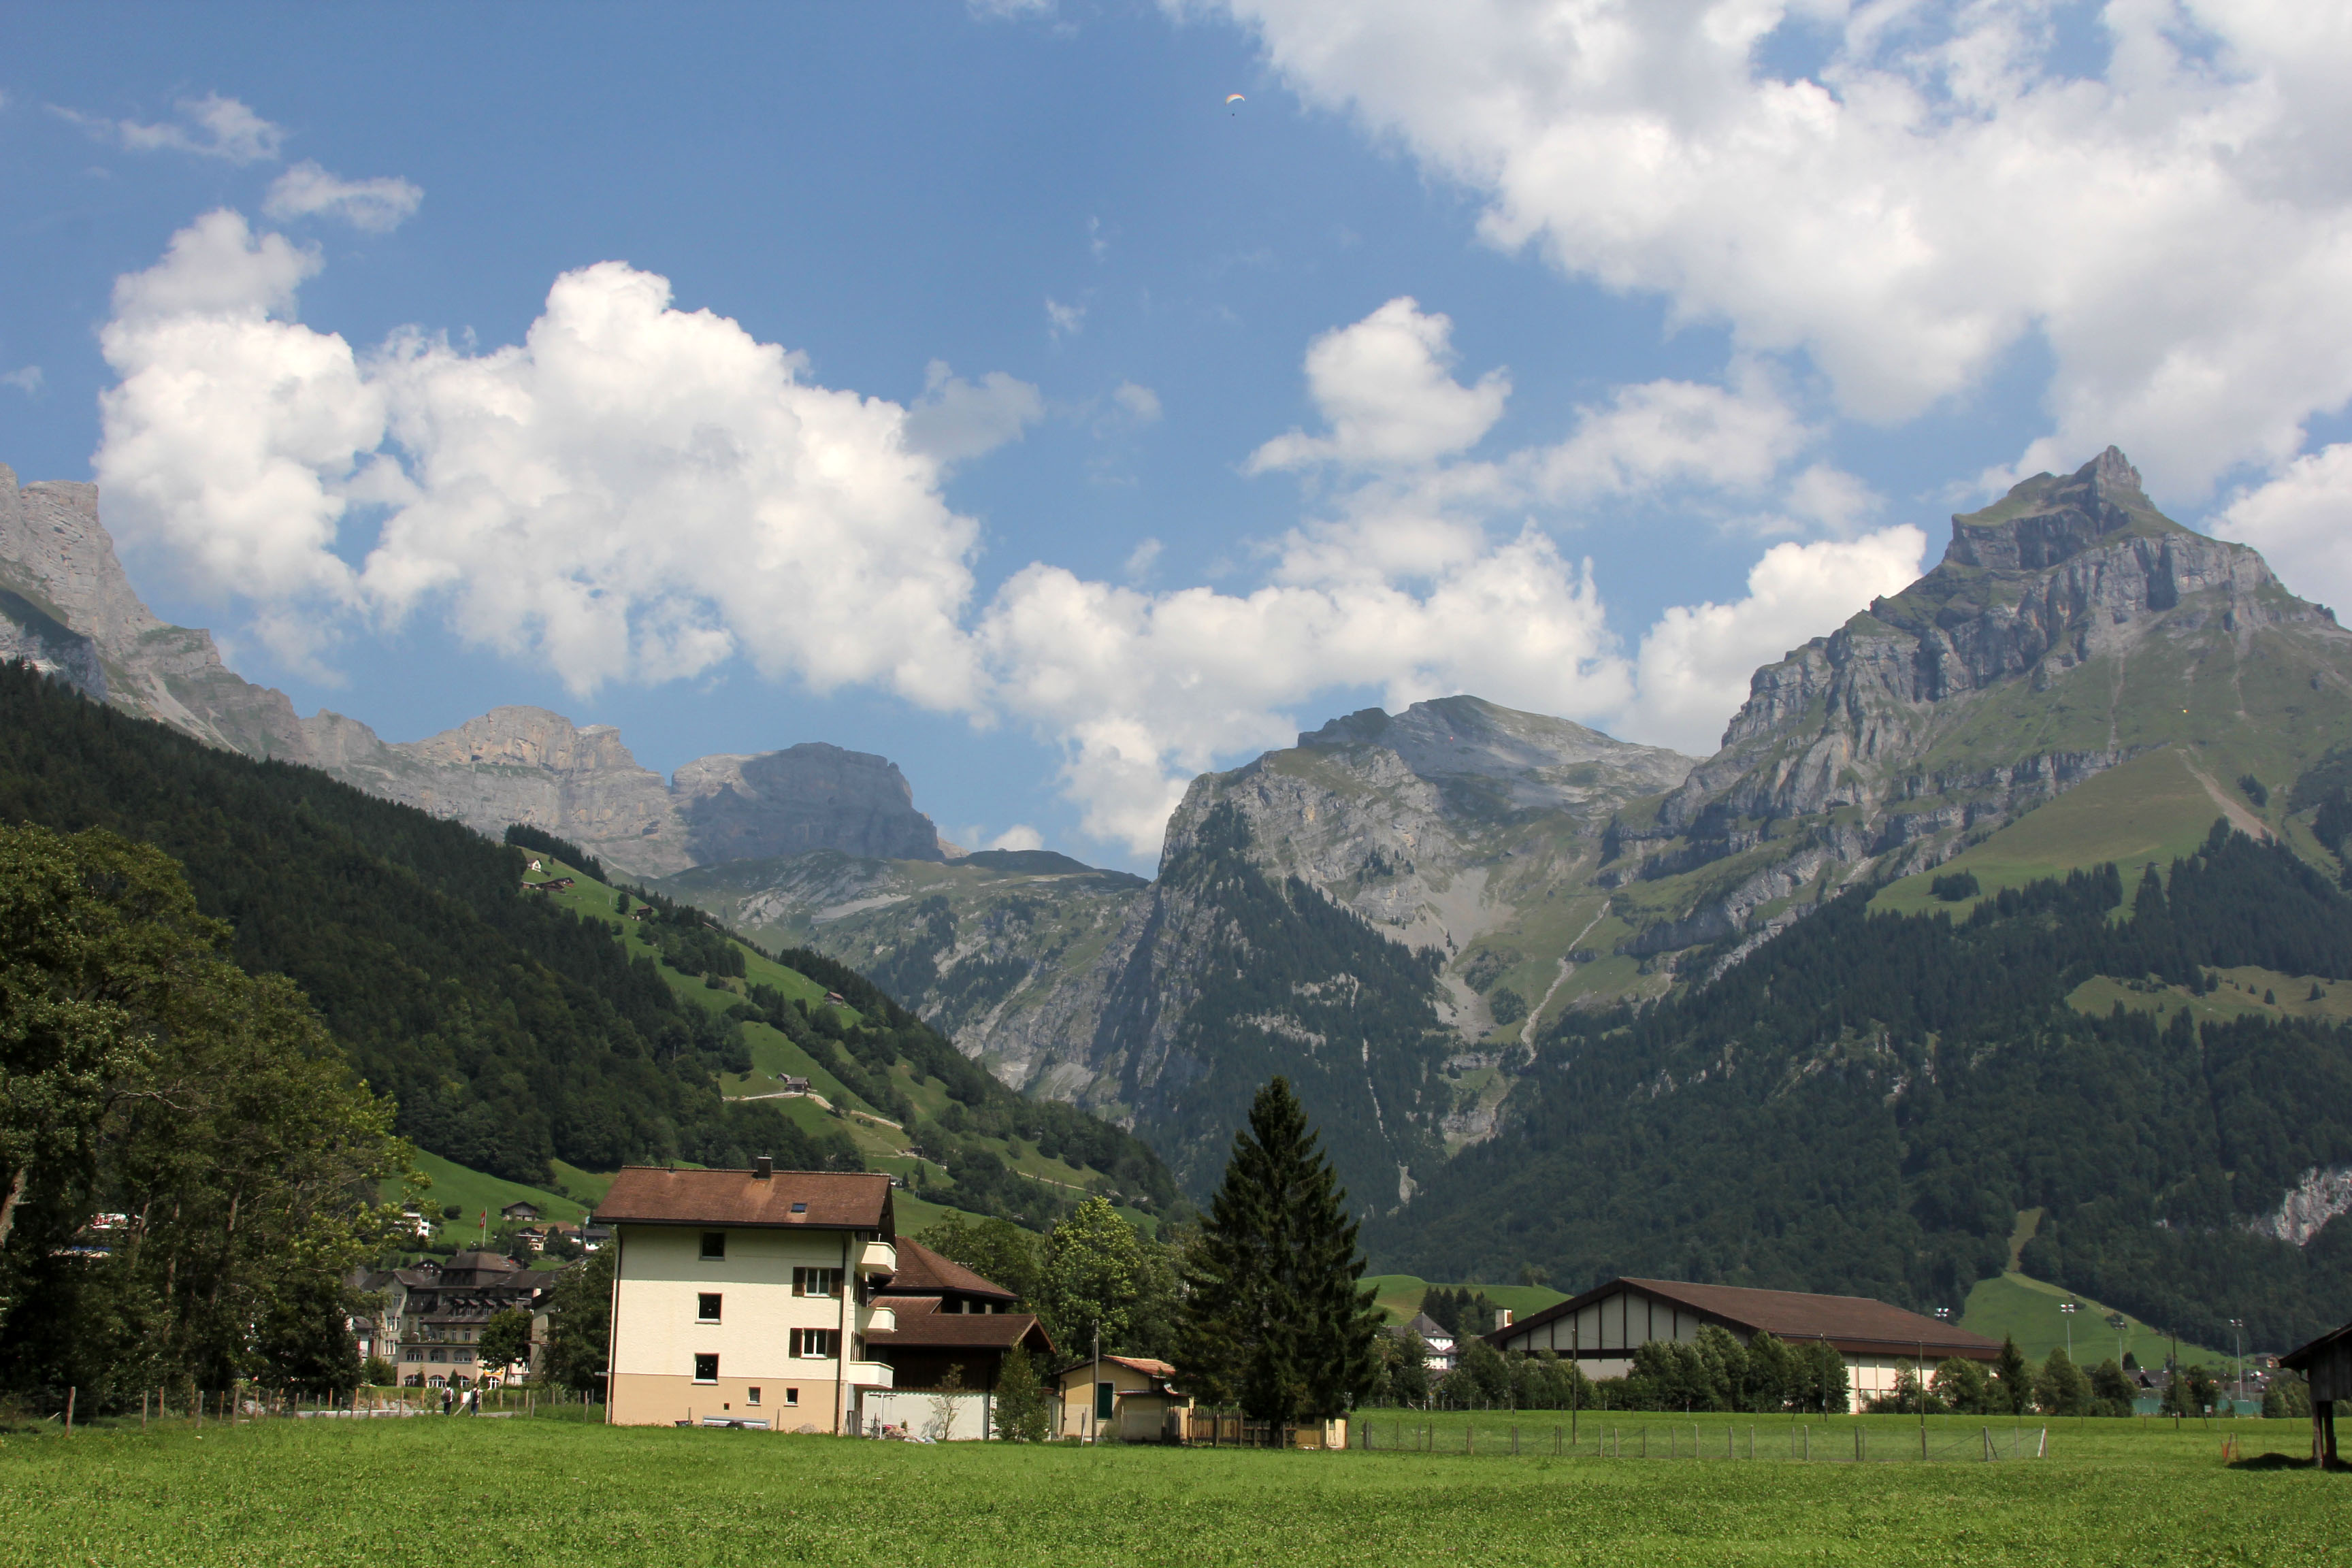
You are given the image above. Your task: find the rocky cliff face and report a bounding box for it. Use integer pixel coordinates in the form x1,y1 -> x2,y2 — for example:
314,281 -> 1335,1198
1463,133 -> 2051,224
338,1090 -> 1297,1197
676,696 -> 1698,1204
1607,447 -> 2352,964
0,464 -> 321,756
0,466 -> 951,879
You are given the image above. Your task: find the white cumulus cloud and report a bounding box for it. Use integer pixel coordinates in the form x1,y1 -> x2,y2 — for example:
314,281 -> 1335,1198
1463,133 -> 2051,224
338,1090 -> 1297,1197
1198,0 -> 2352,503
2213,444 -> 2352,617
96,220 -> 1928,863
97,212 -> 982,700
1629,525 -> 1929,755
97,211 -> 378,665
1249,297 -> 1508,472
263,161 -> 425,233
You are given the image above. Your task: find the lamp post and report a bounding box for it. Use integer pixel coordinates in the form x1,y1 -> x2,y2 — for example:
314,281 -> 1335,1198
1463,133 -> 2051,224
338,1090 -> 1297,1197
2059,1301 -> 2078,1360
2107,1311 -> 2127,1369
2229,1319 -> 2245,1412
1570,1320 -> 1580,1448
1927,1309 -> 1950,1431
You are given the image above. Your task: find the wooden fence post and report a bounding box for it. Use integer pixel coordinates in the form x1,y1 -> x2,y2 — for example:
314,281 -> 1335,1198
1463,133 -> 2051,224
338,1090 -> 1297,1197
64,1386 -> 75,1435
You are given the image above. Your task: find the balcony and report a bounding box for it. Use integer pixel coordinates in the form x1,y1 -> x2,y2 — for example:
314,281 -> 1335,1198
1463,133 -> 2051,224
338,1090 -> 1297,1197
846,1360 -> 894,1390
862,1306 -> 897,1335
855,1240 -> 896,1276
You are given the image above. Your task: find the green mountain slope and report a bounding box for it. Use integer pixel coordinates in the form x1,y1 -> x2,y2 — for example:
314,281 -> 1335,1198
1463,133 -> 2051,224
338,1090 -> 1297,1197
0,660 -> 836,1186
530,854 -> 1179,1227
1369,822 -> 2352,1354
0,662 -> 1175,1232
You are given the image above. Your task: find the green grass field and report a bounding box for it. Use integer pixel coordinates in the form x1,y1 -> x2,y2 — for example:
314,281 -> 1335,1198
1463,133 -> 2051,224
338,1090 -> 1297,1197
2,1410 -> 2338,1567
381,1149 -> 589,1232
1362,1275 -> 1571,1326
1961,1271 -> 2234,1373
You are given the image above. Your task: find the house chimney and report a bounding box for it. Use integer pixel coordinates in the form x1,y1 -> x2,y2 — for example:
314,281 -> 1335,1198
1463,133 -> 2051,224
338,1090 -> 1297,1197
753,1156 -> 772,1179
1497,1308 -> 1514,1329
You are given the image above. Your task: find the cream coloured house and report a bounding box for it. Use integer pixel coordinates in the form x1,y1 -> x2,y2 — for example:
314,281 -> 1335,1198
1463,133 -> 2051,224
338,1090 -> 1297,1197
595,1161 -> 899,1431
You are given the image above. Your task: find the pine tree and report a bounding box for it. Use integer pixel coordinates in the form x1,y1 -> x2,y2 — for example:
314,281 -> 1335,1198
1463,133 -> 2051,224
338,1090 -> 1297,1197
1176,1077 -> 1384,1427
1995,1335 -> 2031,1414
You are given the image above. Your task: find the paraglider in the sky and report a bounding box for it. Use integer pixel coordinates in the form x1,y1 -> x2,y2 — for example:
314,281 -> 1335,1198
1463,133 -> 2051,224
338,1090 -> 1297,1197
1226,93 -> 1245,103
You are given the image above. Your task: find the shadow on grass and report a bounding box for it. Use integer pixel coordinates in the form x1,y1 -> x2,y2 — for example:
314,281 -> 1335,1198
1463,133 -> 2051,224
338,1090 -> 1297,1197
2226,1452 -> 2326,1471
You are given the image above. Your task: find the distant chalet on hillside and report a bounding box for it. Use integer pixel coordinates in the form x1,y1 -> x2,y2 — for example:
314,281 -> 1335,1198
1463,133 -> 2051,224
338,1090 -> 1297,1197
1487,1277 -> 2000,1401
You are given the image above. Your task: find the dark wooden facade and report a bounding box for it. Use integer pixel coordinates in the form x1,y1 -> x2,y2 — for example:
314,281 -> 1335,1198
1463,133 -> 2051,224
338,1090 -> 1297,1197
2279,1319 -> 2352,1469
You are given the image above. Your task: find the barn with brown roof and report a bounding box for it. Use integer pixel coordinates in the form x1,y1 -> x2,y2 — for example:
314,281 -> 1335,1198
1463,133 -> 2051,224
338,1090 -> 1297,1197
863,1237 -> 1054,1392
1484,1277 -> 2001,1401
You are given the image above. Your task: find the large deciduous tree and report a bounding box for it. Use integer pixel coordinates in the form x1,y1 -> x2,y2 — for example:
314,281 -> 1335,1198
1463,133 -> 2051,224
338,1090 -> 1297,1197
1037,1196 -> 1145,1355
1176,1076 -> 1383,1426
0,825 -> 408,1406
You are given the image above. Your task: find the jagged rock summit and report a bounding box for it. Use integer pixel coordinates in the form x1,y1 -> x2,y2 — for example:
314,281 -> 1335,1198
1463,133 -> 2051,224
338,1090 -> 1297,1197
0,464 -> 951,878
1608,446 -> 2352,964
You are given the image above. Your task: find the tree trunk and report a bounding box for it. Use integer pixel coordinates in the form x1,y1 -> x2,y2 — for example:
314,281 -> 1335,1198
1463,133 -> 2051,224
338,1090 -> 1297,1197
0,1164 -> 26,1252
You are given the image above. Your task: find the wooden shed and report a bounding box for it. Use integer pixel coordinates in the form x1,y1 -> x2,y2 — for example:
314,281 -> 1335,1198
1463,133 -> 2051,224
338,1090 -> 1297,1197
2277,1318 -> 2351,1469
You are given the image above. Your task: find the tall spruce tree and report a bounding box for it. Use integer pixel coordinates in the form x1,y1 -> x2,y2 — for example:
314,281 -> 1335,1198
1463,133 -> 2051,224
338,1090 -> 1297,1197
1176,1076 -> 1383,1426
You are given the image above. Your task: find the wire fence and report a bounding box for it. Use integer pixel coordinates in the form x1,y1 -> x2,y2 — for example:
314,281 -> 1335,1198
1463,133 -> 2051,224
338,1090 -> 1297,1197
14,1382 -> 601,1433
1356,1417 -> 2049,1463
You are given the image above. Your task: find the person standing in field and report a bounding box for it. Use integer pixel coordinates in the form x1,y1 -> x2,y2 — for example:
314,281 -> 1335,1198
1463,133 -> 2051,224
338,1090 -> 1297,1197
442,1388 -> 453,1416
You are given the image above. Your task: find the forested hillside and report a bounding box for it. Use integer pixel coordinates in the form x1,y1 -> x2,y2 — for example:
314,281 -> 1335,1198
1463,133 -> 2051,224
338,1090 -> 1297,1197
0,663 -> 1176,1226
1371,821 -> 2352,1352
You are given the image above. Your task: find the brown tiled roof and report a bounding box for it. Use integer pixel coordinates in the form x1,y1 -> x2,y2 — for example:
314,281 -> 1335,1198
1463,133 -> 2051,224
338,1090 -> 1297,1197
594,1167 -> 892,1232
1492,1276 -> 2002,1359
1050,1352 -> 1178,1380
878,1237 -> 1016,1301
865,1296 -> 1054,1354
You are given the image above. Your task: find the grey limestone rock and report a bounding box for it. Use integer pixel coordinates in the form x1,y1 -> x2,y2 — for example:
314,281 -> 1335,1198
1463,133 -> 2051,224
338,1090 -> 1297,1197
1612,446 -> 2352,960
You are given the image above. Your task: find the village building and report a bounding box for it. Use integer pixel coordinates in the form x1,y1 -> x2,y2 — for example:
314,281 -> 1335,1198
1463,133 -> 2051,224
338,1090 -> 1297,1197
500,1200 -> 542,1224
1484,1277 -> 2001,1401
863,1237 -> 1054,1392
358,1250 -> 555,1389
1051,1354 -> 1190,1442
593,1161 -> 899,1431
1396,1310 -> 1459,1372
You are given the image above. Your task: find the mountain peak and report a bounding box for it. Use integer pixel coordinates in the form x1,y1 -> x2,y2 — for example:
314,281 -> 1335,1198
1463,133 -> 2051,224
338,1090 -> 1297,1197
1943,444 -> 2185,573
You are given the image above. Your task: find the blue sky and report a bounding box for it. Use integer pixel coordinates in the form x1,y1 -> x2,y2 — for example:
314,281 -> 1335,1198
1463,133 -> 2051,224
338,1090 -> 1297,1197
5,1 -> 2349,870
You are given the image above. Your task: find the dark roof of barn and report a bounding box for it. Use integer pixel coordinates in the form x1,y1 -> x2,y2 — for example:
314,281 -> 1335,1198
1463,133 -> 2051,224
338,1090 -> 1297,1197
594,1167 -> 892,1232
2280,1318 -> 2352,1373
1490,1277 -> 2002,1358
864,1296 -> 1053,1355
877,1238 -> 1016,1301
